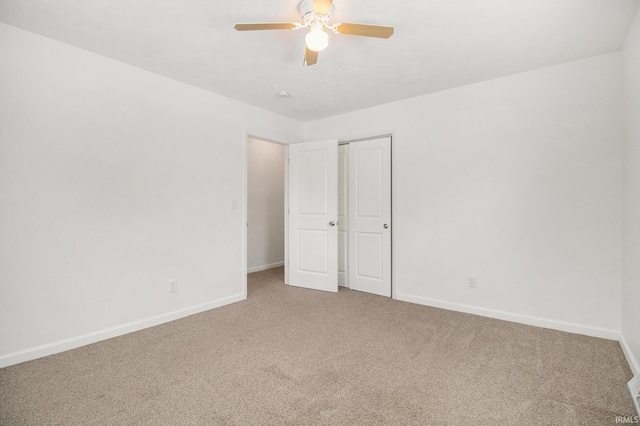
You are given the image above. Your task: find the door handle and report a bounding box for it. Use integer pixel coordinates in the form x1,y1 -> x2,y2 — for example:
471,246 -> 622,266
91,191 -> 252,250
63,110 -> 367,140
383,224 -> 389,229
329,221 -> 336,227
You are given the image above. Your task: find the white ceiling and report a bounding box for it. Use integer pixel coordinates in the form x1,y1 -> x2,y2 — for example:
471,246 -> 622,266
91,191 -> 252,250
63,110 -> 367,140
1,0 -> 638,122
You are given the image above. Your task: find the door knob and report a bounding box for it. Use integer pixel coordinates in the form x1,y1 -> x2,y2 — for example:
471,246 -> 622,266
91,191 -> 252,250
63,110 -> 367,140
383,224 -> 389,229
329,221 -> 336,226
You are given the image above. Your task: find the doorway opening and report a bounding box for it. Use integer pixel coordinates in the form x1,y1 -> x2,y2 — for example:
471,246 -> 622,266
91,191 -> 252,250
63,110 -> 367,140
246,136 -> 287,295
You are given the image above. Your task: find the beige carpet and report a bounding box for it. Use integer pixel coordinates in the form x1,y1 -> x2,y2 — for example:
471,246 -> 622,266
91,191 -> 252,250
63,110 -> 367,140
1,267 -> 636,425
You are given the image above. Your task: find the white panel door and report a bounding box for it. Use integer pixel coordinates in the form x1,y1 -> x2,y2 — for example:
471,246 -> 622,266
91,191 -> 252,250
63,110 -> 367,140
348,137 -> 391,297
288,139 -> 338,293
338,145 -> 349,288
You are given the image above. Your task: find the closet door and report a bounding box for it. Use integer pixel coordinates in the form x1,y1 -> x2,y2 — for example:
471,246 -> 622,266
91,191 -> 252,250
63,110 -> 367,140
288,139 -> 339,293
348,137 -> 391,297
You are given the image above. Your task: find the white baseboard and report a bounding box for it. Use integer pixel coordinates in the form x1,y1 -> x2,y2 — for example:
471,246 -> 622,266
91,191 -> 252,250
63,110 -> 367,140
0,293 -> 245,369
247,261 -> 284,273
620,332 -> 640,376
395,293 -> 620,341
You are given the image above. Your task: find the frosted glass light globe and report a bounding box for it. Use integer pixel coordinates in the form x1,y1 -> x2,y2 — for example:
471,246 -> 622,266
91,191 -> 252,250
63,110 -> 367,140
305,28 -> 329,52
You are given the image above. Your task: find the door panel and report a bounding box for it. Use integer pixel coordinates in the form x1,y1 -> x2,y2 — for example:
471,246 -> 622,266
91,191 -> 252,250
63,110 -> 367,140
288,140 -> 338,292
355,232 -> 383,279
298,149 -> 329,214
349,137 -> 391,297
338,145 -> 349,287
356,148 -> 383,218
298,230 -> 328,273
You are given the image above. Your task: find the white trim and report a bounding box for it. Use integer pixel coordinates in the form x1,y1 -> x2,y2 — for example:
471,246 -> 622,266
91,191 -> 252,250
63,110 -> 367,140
242,130 -> 248,300
247,261 -> 285,273
620,332 -> 640,376
396,292 -> 620,340
284,144 -> 289,285
0,293 -> 245,369
628,374 -> 640,416
330,128 -> 396,146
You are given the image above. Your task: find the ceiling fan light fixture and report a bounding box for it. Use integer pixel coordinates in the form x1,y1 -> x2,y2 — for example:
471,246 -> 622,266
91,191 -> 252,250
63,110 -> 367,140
234,0 -> 394,66
305,28 -> 329,52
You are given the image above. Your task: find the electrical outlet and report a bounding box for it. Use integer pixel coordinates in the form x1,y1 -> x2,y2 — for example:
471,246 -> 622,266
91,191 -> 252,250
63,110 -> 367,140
169,279 -> 178,293
467,275 -> 476,288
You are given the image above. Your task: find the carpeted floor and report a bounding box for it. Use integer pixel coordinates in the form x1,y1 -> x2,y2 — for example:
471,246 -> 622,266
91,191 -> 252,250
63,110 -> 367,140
0,267 -> 636,425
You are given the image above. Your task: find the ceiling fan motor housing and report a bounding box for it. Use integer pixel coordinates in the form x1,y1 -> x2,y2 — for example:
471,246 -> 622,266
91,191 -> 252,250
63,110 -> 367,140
299,0 -> 332,27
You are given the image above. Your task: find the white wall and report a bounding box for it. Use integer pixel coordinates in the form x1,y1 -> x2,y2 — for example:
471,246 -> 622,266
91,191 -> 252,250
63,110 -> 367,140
247,138 -> 285,272
622,9 -> 640,375
0,19 -> 631,369
305,53 -> 623,339
0,23 -> 303,367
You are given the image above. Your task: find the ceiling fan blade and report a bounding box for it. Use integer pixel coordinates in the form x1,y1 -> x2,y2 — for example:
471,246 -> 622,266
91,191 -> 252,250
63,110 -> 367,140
234,23 -> 297,31
312,0 -> 333,15
304,47 -> 318,66
335,23 -> 394,38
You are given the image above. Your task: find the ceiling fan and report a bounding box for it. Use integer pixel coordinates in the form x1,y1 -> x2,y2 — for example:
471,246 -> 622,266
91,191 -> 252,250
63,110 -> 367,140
234,0 -> 394,66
